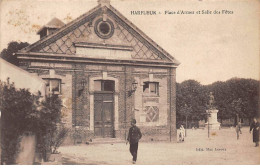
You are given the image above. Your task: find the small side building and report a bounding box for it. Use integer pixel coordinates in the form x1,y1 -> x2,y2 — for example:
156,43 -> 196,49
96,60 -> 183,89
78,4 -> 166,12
0,58 -> 46,96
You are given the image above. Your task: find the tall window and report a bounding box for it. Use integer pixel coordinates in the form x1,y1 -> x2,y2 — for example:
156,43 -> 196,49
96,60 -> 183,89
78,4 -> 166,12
94,80 -> 115,92
143,82 -> 159,95
44,78 -> 61,95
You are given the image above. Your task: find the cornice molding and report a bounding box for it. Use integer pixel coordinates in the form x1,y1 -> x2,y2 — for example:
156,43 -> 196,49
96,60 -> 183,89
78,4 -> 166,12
17,52 -> 178,68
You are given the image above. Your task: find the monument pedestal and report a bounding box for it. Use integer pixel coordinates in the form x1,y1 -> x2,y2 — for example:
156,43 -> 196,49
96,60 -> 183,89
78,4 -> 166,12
205,109 -> 221,130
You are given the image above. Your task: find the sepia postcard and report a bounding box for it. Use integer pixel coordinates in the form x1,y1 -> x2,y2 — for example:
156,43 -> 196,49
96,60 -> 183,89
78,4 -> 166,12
0,0 -> 259,165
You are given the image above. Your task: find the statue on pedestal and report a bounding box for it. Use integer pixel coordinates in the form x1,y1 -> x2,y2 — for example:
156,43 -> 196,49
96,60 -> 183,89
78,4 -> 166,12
205,92 -> 220,130
208,92 -> 216,110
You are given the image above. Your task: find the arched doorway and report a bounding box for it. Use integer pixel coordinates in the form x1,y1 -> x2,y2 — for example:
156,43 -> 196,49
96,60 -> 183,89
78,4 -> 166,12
93,80 -> 115,138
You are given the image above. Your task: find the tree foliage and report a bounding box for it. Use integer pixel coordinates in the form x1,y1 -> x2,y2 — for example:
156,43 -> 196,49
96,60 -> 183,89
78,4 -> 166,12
0,79 -> 64,164
0,80 -> 40,164
0,41 -> 29,66
176,80 -> 208,127
36,94 -> 64,161
206,78 -> 259,120
177,78 -> 259,127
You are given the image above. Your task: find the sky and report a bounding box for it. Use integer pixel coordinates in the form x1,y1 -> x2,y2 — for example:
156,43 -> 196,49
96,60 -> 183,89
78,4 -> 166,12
0,0 -> 259,85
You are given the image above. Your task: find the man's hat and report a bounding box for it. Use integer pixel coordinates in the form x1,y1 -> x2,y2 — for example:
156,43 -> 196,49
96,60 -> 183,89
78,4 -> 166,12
131,119 -> 136,124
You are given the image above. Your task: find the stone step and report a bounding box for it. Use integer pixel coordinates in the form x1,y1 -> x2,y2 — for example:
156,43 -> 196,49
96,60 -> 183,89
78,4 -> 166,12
88,138 -> 124,144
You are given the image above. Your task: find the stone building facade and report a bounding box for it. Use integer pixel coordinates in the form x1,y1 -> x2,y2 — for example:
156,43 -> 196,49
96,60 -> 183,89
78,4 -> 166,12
17,0 -> 180,142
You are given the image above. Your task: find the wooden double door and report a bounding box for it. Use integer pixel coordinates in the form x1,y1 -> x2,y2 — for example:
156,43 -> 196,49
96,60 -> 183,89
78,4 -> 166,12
94,93 -> 115,138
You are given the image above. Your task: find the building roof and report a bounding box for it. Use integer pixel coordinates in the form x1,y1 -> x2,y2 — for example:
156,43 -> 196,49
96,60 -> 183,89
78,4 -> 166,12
37,17 -> 65,34
18,3 -> 180,66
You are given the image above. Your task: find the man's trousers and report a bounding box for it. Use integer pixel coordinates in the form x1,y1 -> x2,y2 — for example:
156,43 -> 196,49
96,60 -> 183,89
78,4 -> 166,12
130,142 -> 138,161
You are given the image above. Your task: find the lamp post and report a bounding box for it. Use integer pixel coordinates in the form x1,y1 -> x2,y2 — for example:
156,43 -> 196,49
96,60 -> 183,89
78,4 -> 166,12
130,80 -> 138,121
128,80 -> 138,97
183,104 -> 191,137
124,79 -> 138,140
81,79 -> 86,88
132,80 -> 138,92
208,113 -> 211,138
206,112 -> 211,138
78,79 -> 86,97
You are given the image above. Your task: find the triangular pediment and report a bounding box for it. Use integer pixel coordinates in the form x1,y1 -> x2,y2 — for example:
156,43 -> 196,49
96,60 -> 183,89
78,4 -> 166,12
19,5 -> 180,65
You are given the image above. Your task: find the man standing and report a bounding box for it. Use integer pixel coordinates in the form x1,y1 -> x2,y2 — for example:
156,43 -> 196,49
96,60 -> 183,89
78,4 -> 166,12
250,117 -> 259,147
126,119 -> 142,164
236,121 -> 242,140
179,125 -> 185,142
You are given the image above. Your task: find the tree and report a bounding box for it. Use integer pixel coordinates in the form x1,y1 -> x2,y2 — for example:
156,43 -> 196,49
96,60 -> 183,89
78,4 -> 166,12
176,78 -> 259,127
36,94 -> 63,161
0,42 -> 29,66
176,80 -> 208,128
0,79 -> 40,164
0,79 -> 65,164
207,78 -> 259,122
179,104 -> 192,135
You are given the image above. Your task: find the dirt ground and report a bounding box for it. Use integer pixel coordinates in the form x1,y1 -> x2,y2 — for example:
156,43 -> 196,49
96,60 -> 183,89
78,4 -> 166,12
59,126 -> 260,165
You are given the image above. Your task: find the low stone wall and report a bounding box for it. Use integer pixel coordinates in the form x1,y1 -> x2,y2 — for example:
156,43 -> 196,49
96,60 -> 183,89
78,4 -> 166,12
15,133 -> 36,165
